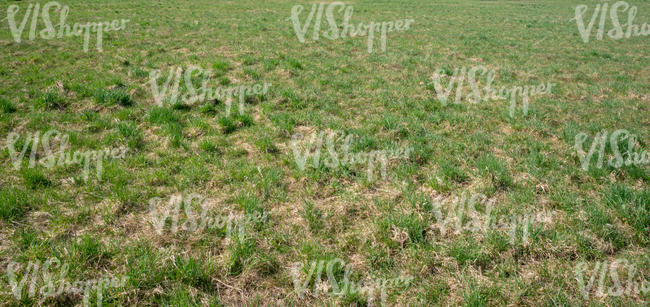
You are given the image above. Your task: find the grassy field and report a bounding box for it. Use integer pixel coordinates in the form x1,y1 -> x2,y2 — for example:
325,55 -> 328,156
0,0 -> 649,306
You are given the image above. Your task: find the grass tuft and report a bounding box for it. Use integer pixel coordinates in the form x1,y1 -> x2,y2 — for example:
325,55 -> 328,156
95,89 -> 133,106
0,97 -> 17,113
21,168 -> 52,189
38,91 -> 67,110
0,187 -> 30,221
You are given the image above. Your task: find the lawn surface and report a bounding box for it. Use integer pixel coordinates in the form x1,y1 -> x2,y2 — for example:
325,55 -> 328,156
0,0 -> 648,306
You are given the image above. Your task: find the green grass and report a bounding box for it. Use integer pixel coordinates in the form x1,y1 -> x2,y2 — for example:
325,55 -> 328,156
0,187 -> 30,221
20,168 -> 52,189
0,0 -> 648,305
0,97 -> 16,113
38,91 -> 68,110
95,88 -> 134,106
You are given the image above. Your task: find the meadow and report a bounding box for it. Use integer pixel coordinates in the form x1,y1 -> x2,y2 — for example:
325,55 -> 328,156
0,0 -> 648,305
